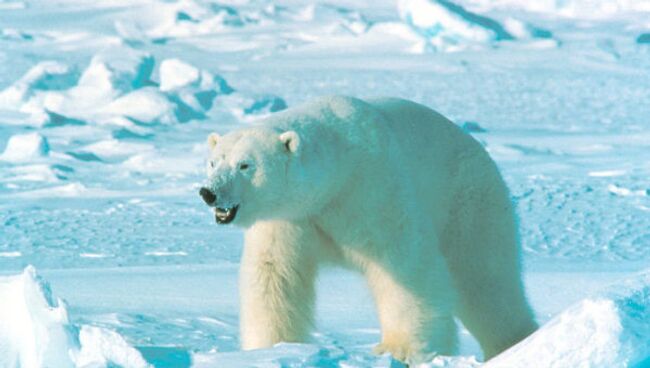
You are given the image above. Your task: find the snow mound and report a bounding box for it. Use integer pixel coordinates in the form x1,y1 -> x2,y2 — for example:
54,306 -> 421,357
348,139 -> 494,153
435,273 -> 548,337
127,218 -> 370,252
101,87 -> 177,125
77,326 -> 150,368
0,47 -> 243,126
0,133 -> 50,162
290,4 -> 371,35
0,61 -> 77,104
398,0 -> 512,51
159,58 -> 233,121
0,28 -> 33,41
159,58 -> 202,92
502,17 -> 553,40
71,46 -> 154,103
3,164 -> 69,182
487,270 -> 650,367
0,266 -> 151,368
0,266 -> 77,368
115,0 -> 263,42
159,58 -> 232,94
459,0 -> 650,19
398,0 -> 556,51
220,93 -> 288,122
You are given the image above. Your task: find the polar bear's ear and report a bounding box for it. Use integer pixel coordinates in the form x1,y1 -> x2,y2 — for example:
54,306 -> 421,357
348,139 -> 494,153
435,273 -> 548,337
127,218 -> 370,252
279,131 -> 300,153
207,133 -> 220,150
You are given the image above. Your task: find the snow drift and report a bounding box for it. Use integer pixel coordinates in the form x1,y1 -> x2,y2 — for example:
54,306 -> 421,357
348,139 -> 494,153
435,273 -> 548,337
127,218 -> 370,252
0,46 -> 281,128
458,0 -> 650,19
485,270 -> 650,367
0,133 -> 49,162
398,0 -> 554,51
0,266 -> 77,368
0,266 -> 150,368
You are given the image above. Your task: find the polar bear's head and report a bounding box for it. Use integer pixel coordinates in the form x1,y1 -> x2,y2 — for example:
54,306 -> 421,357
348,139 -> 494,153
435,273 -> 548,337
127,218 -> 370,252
199,127 -> 305,227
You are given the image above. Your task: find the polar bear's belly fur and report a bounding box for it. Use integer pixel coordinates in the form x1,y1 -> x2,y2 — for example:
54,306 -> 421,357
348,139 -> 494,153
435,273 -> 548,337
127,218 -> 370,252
238,96 -> 537,363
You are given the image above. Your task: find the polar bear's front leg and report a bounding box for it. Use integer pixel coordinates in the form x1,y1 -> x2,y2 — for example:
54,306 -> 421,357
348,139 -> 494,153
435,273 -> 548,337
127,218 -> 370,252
239,220 -> 320,350
367,259 -> 458,363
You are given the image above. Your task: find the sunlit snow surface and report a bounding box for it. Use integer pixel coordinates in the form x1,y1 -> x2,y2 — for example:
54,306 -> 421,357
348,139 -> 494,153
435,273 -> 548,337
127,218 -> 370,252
0,0 -> 649,366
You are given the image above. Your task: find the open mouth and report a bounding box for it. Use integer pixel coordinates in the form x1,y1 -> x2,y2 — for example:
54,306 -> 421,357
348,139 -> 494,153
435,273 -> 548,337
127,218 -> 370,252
214,205 -> 239,224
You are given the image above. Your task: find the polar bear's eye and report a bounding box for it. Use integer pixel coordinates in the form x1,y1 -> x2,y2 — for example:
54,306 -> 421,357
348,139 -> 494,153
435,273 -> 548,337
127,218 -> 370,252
209,161 -> 215,169
239,163 -> 250,171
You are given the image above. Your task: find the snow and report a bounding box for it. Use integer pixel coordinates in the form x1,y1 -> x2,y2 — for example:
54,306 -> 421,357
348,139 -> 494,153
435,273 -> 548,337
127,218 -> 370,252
487,270 -> 650,367
0,133 -> 49,162
158,59 -> 201,92
0,266 -> 150,368
76,326 -> 150,368
75,46 -> 154,98
0,61 -> 77,108
102,87 -> 177,125
459,0 -> 650,18
0,266 -> 76,368
1,0 -> 649,366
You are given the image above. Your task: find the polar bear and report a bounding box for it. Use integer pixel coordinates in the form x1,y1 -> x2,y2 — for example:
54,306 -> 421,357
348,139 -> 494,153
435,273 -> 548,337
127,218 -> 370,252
199,96 -> 537,363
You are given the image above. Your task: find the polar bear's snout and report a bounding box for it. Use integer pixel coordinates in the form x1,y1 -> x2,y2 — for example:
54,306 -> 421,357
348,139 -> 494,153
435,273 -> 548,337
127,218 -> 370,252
199,187 -> 216,205
199,187 -> 240,224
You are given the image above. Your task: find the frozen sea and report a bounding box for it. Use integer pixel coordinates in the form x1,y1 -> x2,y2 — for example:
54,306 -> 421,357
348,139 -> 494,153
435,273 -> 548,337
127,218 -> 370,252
0,0 -> 649,366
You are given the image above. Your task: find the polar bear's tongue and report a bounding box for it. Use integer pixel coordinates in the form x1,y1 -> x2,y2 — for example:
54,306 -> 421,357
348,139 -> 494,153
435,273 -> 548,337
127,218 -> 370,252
214,206 -> 238,224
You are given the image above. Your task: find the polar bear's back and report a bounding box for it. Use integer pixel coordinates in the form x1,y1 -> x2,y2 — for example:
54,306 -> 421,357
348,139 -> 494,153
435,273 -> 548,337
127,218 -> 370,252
364,97 -> 478,168
365,97 -> 503,223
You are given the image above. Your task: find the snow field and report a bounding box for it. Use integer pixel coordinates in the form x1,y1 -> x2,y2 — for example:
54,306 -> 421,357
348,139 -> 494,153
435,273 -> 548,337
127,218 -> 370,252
0,0 -> 649,366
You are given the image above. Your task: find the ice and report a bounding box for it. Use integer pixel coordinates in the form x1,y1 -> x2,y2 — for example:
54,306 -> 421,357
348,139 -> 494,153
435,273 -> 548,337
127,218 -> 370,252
0,28 -> 33,41
0,47 -> 242,127
102,87 -> 177,125
0,133 -> 50,162
458,0 -> 650,19
159,58 -> 202,92
398,0 -> 512,51
397,0 -> 561,51
502,17 -> 552,40
80,139 -> 154,161
0,61 -> 76,107
461,121 -> 486,133
487,270 -> 650,367
160,58 -> 233,95
220,93 -> 288,121
0,267 -> 150,368
1,0 -> 650,366
76,326 -> 150,368
0,1 -> 25,10
0,48 -> 154,125
0,266 -> 76,368
74,46 -> 154,99
158,58 -> 233,120
637,33 -> 650,44
3,164 -> 66,182
0,251 -> 22,257
116,0 -> 260,42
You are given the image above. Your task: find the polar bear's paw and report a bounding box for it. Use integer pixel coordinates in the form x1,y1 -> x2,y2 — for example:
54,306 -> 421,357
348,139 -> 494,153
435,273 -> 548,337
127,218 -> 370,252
373,341 -> 410,362
373,340 -> 439,365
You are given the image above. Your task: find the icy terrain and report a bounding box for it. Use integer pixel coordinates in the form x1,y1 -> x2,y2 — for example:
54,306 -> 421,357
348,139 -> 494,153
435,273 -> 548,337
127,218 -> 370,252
0,0 -> 649,366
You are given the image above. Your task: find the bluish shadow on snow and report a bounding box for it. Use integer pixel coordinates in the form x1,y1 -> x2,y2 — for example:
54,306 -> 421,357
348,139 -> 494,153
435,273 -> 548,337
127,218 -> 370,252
111,127 -> 154,140
637,33 -> 650,44
44,110 -> 86,127
435,0 -> 513,41
138,346 -> 191,368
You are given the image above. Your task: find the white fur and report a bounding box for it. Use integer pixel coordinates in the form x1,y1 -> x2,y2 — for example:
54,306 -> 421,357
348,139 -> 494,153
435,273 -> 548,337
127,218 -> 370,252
205,96 -> 537,363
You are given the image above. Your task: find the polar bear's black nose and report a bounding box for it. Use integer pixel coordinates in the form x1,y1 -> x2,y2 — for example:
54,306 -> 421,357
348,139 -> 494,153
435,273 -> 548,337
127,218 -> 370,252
199,187 -> 216,205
